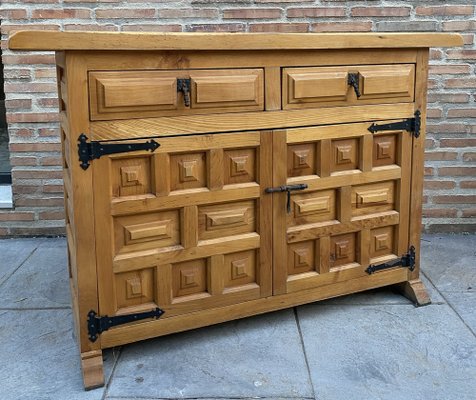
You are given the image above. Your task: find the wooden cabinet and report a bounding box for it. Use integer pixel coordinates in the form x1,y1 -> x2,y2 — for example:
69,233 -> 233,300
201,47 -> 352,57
8,31 -> 462,390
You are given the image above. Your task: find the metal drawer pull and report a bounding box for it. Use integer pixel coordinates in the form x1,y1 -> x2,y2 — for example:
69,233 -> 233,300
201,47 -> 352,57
347,72 -> 361,98
177,78 -> 191,107
265,183 -> 308,213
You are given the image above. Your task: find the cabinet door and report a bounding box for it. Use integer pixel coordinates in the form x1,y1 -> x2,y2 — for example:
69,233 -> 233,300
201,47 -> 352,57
272,122 -> 412,295
93,131 -> 272,321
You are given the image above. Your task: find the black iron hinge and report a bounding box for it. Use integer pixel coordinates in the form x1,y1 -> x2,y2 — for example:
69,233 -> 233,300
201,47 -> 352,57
366,246 -> 416,275
87,308 -> 165,342
368,110 -> 421,138
265,183 -> 308,213
78,134 -> 160,170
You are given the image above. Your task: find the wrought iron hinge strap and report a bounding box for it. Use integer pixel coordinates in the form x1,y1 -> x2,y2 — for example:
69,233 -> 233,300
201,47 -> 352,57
368,110 -> 421,138
78,134 -> 160,170
87,307 -> 165,342
366,246 -> 416,275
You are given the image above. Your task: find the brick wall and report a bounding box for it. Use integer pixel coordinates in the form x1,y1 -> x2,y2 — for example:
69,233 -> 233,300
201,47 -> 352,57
0,1 -> 475,236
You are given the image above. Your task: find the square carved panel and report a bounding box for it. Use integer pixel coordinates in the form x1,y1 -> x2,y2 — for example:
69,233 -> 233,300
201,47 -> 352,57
330,138 -> 359,173
172,259 -> 208,299
224,148 -> 257,185
370,226 -> 395,259
373,134 -> 397,168
170,152 -> 207,191
287,143 -> 316,177
111,156 -> 153,198
330,233 -> 356,269
115,268 -> 156,311
224,250 -> 257,288
287,240 -> 316,276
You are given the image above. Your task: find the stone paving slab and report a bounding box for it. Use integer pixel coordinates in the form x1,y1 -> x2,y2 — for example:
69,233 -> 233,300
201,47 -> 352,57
0,238 -> 44,287
0,243 -> 70,308
442,291 -> 476,334
421,234 -> 476,293
297,303 -> 476,400
107,309 -> 313,399
0,309 -> 116,400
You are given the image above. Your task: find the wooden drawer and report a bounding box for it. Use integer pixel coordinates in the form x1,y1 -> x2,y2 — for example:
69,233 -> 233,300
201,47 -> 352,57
283,64 -> 415,109
89,68 -> 264,120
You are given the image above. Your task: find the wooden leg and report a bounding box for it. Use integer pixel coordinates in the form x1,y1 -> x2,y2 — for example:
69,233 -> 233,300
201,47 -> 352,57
394,279 -> 431,307
81,350 -> 105,390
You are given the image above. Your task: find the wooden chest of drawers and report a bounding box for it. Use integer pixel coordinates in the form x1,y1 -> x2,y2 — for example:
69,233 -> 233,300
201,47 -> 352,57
9,31 -> 462,390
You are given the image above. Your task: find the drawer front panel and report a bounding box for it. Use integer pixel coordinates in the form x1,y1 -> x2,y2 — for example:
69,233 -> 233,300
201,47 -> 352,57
273,120 -> 413,295
93,131 -> 272,321
283,64 -> 415,109
89,69 -> 264,120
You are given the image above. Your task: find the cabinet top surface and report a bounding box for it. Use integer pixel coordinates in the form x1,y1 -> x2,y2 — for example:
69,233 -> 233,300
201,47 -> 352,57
8,31 -> 462,51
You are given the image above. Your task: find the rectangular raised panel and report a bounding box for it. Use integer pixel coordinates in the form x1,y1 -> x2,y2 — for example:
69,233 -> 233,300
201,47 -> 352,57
295,197 -> 330,216
283,64 -> 415,110
207,209 -> 248,228
288,189 -> 336,227
126,220 -> 170,241
356,189 -> 389,206
90,68 -> 264,120
352,181 -> 395,217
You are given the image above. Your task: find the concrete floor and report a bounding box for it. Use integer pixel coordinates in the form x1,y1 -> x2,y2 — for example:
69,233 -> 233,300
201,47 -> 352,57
0,234 -> 474,400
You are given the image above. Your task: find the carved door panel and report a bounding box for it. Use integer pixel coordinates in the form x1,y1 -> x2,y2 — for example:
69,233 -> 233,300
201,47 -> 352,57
93,131 -> 272,319
272,122 -> 412,295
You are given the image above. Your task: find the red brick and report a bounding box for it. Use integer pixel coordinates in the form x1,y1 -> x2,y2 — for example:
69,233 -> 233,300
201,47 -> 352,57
422,209 -> 458,218
430,49 -> 443,60
13,185 -> 40,194
188,24 -> 245,32
311,22 -> 372,32
0,212 -> 35,222
0,24 -> 60,34
448,109 -> 476,118
256,0 -> 313,2
433,195 -> 476,204
9,143 -> 61,152
15,198 -> 64,207
442,21 -> 476,31
8,227 -> 66,237
64,24 -> 119,31
159,9 -> 219,18
438,167 -> 476,177
351,7 -> 410,17
39,211 -> 65,220
424,167 -> 434,176
426,108 -> 443,119
64,0 -> 119,2
425,138 -> 436,149
463,152 -> 476,162
223,9 -> 281,19
7,113 -> 59,123
2,55 -> 56,65
40,156 -> 62,166
3,69 -> 31,79
462,34 -> 474,45
461,181 -> 476,189
444,78 -> 476,89
122,24 -> 182,32
31,9 -> 91,19
5,99 -> 32,109
37,98 -> 60,108
250,23 -> 308,33
9,157 -> 37,167
34,68 -> 57,79
427,123 -> 468,134
424,180 -> 456,190
462,209 -> 476,218
13,169 -> 63,179
39,128 -> 60,137
96,9 -> 156,18
43,184 -> 64,193
429,65 -> 471,75
288,7 -> 345,18
416,6 -> 474,16
446,50 -> 476,60
440,138 -> 476,148
4,83 -> 57,94
10,128 -> 34,138
0,9 -> 28,19
425,152 -> 458,161
428,93 -> 469,103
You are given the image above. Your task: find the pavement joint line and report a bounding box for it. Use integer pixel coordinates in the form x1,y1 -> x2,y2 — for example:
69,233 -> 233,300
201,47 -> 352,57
105,397 -> 315,400
0,307 -> 71,311
0,244 -> 38,289
292,307 -> 316,400
102,346 -> 124,400
422,270 -> 476,339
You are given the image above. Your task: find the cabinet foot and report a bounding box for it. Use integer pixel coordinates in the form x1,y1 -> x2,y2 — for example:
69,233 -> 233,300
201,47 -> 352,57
394,279 -> 431,307
81,350 -> 105,390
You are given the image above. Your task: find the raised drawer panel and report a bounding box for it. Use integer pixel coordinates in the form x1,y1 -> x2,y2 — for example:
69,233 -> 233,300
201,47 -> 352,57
283,64 -> 415,109
89,69 -> 264,120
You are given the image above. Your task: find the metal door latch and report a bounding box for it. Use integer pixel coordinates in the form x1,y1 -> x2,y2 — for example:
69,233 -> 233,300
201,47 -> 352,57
347,72 -> 361,98
177,78 -> 191,107
265,184 -> 308,213
78,134 -> 160,170
87,307 -> 165,342
366,246 -> 416,275
368,110 -> 421,138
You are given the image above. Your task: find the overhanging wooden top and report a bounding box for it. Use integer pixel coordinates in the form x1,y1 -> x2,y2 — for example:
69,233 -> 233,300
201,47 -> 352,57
9,31 -> 463,51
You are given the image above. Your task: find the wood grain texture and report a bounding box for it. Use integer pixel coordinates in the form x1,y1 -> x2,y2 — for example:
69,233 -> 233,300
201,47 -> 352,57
9,31 -> 463,51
